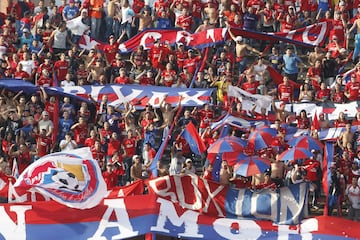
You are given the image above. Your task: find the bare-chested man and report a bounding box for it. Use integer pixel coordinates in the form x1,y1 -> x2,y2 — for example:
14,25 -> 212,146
130,155 -> 143,182
204,2 -> 218,25
251,173 -> 265,188
337,123 -> 354,150
347,18 -> 360,62
160,95 -> 181,139
219,160 -> 231,185
228,28 -> 261,73
270,154 -> 285,187
308,46 -> 325,66
135,7 -> 154,32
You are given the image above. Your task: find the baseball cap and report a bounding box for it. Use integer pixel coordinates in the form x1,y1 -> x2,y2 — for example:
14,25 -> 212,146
132,155 -> 140,161
42,111 -> 49,116
69,0 -> 75,3
235,36 -> 243,42
185,158 -> 192,164
23,28 -> 29,33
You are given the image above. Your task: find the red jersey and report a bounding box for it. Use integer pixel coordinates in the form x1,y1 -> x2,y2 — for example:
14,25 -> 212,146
114,76 -> 131,84
183,56 -> 201,75
37,62 -> 53,74
149,46 -> 162,68
332,91 -> 345,103
77,69 -> 88,81
107,138 -> 121,157
316,89 -> 331,101
330,19 -> 345,45
17,151 -> 31,174
54,60 -> 69,81
345,81 -> 360,101
91,147 -> 105,167
281,21 -> 294,33
104,42 -> 120,64
247,0 -> 265,13
14,70 -> 30,80
139,76 -> 155,85
161,69 -> 176,87
278,83 -> 293,102
176,15 -> 192,31
73,124 -> 88,145
84,137 -> 96,148
37,76 -> 53,87
102,171 -> 118,189
198,109 -> 214,129
36,135 -> 52,157
303,159 -> 320,182
241,81 -> 260,94
297,117 -> 310,129
45,102 -> 56,121
176,50 -> 188,69
273,2 -> 285,20
122,137 -> 137,157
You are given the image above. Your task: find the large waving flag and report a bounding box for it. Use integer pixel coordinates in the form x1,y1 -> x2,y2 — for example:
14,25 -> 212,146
227,85 -> 273,109
66,16 -> 90,37
118,28 -> 227,52
78,35 -> 107,51
46,84 -> 213,109
181,121 -> 206,155
14,148 -> 107,209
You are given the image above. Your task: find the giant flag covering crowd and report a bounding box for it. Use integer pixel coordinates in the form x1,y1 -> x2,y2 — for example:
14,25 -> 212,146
1,0 -> 360,239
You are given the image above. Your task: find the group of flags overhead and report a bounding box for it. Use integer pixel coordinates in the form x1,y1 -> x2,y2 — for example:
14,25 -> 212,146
75,22 -> 331,52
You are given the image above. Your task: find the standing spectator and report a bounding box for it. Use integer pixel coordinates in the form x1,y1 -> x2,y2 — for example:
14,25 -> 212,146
344,74 -> 360,101
59,132 -> 78,151
38,110 -> 54,137
169,147 -> 185,175
63,0 -> 80,21
8,143 -> 36,174
121,0 -> 135,40
70,116 -> 88,147
278,76 -> 294,103
345,177 -> 360,221
89,0 -> 104,40
282,47 -> 304,82
34,128 -> 52,158
49,22 -> 75,55
103,162 -> 118,189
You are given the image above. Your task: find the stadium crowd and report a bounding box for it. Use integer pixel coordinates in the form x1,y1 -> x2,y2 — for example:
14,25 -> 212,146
0,0 -> 359,220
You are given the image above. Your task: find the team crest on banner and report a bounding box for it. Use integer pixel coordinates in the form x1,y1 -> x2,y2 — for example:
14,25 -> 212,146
14,148 -> 107,209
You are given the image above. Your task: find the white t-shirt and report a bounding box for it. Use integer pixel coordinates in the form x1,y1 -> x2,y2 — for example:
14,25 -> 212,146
19,60 -> 35,75
61,80 -> 75,87
59,139 -> 78,152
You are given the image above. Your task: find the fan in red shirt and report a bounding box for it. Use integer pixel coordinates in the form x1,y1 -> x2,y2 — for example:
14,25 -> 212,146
330,11 -> 346,47
307,59 -> 322,91
104,34 -> 121,64
99,122 -> 113,145
71,117 -> 88,147
103,162 -> 119,189
54,53 -> 69,82
35,129 -> 52,157
91,140 -> 106,170
345,74 -> 360,101
121,129 -> 139,160
332,83 -> 346,103
139,70 -> 155,85
36,69 -> 53,87
195,103 -> 215,134
296,110 -> 310,129
247,0 -> 265,14
176,8 -> 192,31
160,63 -> 177,87
84,129 -> 98,148
175,43 -> 188,70
114,68 -> 131,84
148,39 -> 164,69
241,74 -> 260,94
183,49 -> 202,75
14,63 -> 30,81
107,132 -> 121,159
278,76 -> 294,103
315,82 -> 331,102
